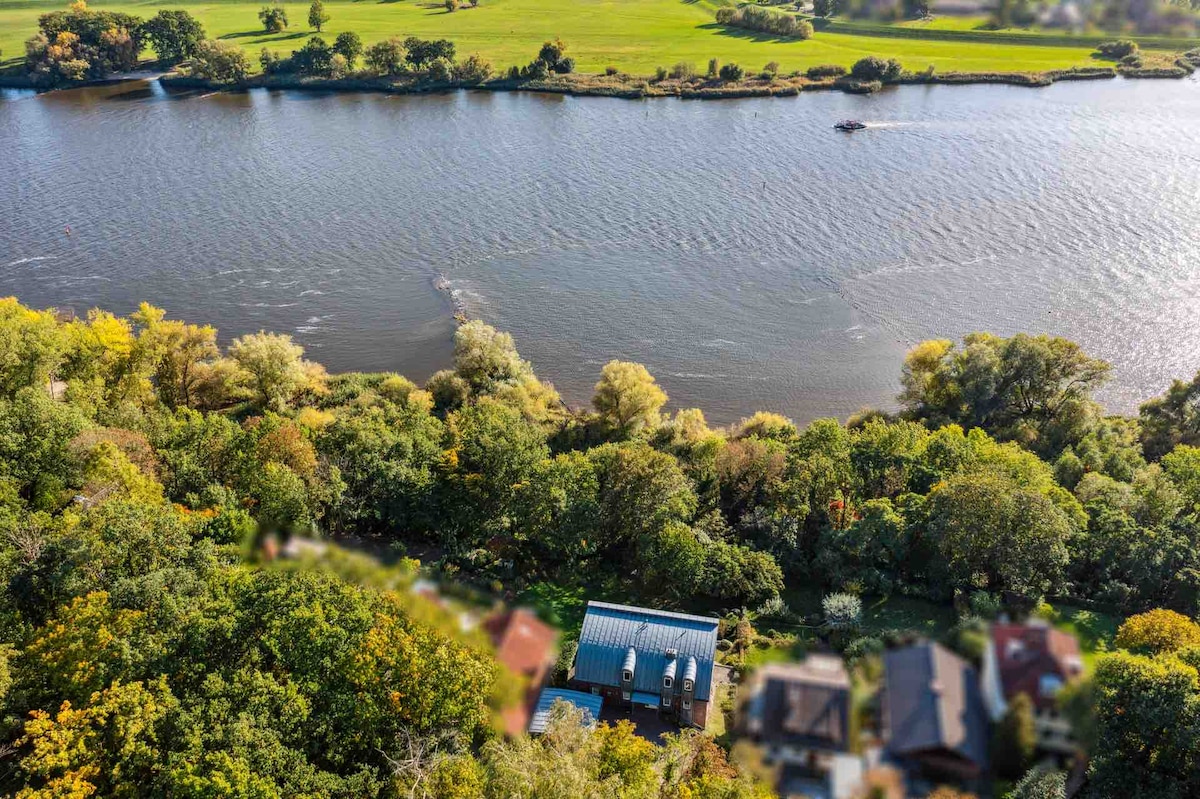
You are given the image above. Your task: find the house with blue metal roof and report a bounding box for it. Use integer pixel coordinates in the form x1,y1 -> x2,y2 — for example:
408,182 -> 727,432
569,601 -> 720,729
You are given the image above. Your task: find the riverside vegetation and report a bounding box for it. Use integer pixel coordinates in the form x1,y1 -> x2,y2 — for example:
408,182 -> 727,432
3,0 -> 1199,94
4,295 -> 1200,794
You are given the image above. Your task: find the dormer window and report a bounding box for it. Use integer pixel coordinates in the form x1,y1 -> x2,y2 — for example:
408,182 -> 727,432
622,670 -> 633,683
683,679 -> 693,692
663,676 -> 673,689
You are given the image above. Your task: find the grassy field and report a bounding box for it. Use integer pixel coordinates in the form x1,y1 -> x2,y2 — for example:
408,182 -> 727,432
0,0 -> 1143,76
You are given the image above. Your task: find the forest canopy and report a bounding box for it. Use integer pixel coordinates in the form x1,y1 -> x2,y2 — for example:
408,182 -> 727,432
3,296 -> 1200,796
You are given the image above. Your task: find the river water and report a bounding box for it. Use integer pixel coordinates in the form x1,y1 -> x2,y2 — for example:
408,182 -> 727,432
3,77 -> 1199,423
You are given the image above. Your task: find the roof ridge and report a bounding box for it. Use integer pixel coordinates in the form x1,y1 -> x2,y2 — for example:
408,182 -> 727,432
586,600 -> 719,626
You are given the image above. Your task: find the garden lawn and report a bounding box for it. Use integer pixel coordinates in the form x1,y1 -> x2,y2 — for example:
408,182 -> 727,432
1049,602 -> 1121,673
0,0 -> 1113,75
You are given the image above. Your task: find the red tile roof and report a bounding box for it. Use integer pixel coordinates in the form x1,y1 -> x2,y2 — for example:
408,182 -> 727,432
484,608 -> 559,736
992,622 -> 1083,710
484,608 -> 558,679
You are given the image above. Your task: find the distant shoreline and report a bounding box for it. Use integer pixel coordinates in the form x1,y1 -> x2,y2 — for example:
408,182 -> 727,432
4,61 -> 1193,100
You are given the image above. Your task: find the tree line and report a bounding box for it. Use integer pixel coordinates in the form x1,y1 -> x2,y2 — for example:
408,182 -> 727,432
0,296 -> 771,796
4,295 -> 1200,795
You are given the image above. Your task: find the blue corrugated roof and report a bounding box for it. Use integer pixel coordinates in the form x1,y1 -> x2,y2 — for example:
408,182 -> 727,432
631,691 -> 661,707
573,601 -> 719,702
529,688 -> 604,734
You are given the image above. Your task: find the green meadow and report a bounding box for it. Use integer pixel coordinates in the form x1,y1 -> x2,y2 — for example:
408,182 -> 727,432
1,0 -> 1133,76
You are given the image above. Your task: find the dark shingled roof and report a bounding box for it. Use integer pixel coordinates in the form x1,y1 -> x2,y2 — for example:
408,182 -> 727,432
748,657 -> 852,751
573,601 -> 718,701
882,642 -> 988,769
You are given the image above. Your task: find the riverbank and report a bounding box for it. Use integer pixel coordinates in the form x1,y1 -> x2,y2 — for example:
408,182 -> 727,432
150,60 -> 1196,99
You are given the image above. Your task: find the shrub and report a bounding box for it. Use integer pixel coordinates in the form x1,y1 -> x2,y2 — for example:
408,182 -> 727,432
850,55 -> 902,81
506,64 -> 520,80
454,53 -> 492,83
823,592 -> 863,631
715,6 -> 812,38
259,47 -> 288,74
1119,53 -> 1142,66
329,52 -> 348,79
520,58 -> 548,80
756,596 -> 791,620
764,60 -> 779,75
605,65 -> 619,75
718,62 -> 744,81
655,65 -> 668,81
426,57 -> 453,82
1116,608 -> 1200,654
993,693 -> 1037,778
445,0 -> 459,11
806,63 -> 846,79
669,61 -> 695,79
552,56 -> 574,74
1097,40 -> 1138,59
332,31 -> 363,67
258,4 -> 288,33
188,39 -> 250,82
707,57 -> 720,77
537,38 -> 566,67
364,37 -> 406,75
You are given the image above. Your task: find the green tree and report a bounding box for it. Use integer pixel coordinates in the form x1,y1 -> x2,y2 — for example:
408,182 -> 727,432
141,9 -> 205,65
188,39 -> 251,82
452,320 -> 535,395
587,442 -> 697,559
1141,371 -> 1200,460
291,35 -> 333,76
307,0 -> 329,31
258,4 -> 288,32
442,397 -> 550,545
332,30 -> 362,66
228,331 -> 322,411
0,298 -> 69,398
592,361 -> 668,438
901,333 -> 1110,457
1087,651 -> 1200,797
925,471 -> 1073,598
364,37 -> 407,75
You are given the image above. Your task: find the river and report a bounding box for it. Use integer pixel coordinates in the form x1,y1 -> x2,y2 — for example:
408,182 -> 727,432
3,77 -> 1199,424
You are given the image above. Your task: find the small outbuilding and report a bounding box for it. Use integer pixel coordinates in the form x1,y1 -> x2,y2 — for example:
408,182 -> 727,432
528,687 -> 604,735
